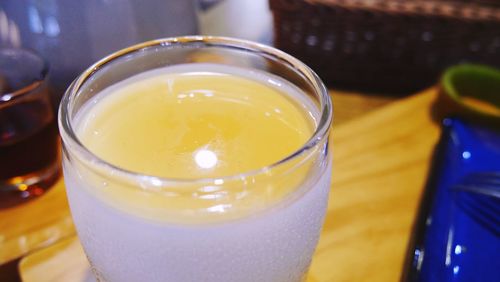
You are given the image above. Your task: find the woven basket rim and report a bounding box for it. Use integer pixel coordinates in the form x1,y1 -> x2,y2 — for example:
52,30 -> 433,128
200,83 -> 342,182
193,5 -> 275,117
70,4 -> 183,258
301,0 -> 500,21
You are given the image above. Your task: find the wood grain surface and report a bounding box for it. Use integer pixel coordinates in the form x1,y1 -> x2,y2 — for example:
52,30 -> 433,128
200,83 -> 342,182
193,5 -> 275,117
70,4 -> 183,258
17,88 -> 442,282
0,179 -> 75,265
311,88 -> 440,281
0,89 -> 394,266
330,90 -> 396,124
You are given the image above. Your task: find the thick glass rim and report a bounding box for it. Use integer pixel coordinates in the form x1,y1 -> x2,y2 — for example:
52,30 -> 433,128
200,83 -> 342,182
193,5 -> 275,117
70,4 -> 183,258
58,36 -> 333,186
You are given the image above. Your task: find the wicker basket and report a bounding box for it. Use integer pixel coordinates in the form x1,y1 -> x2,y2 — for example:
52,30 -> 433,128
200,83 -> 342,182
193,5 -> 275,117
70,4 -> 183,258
270,0 -> 500,93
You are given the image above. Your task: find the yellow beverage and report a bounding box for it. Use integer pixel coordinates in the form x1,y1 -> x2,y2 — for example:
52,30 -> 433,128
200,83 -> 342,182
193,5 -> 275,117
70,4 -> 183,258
72,64 -> 319,222
60,38 -> 332,282
77,66 -> 315,179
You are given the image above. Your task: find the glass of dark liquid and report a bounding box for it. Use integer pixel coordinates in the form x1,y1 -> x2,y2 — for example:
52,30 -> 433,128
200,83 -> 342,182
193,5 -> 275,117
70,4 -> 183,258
0,48 -> 60,208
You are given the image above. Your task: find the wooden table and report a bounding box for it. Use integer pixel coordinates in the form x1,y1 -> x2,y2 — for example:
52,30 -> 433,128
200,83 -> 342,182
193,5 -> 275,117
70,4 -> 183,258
1,88 -> 442,281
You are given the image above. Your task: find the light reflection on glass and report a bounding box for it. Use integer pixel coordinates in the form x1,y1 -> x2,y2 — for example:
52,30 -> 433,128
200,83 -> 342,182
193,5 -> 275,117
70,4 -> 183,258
267,78 -> 282,87
445,228 -> 454,266
150,178 -> 163,187
0,9 -> 20,47
462,151 -> 471,159
28,6 -> 43,34
194,149 -> 218,169
0,10 -> 8,39
199,193 -> 225,200
206,204 -> 231,213
199,185 -> 222,193
7,31 -> 20,48
45,16 -> 60,37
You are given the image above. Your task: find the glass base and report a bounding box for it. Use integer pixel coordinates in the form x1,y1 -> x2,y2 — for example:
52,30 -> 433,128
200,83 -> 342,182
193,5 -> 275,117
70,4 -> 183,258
0,162 -> 60,209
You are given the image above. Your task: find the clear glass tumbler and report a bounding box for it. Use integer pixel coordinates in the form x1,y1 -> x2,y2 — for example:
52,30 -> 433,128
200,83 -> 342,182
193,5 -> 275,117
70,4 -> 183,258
0,48 -> 59,208
59,36 -> 332,282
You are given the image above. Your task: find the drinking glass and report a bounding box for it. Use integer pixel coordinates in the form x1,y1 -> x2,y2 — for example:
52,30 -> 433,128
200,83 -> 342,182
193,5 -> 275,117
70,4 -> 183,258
59,36 -> 332,282
0,0 -> 198,106
0,48 -> 59,208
